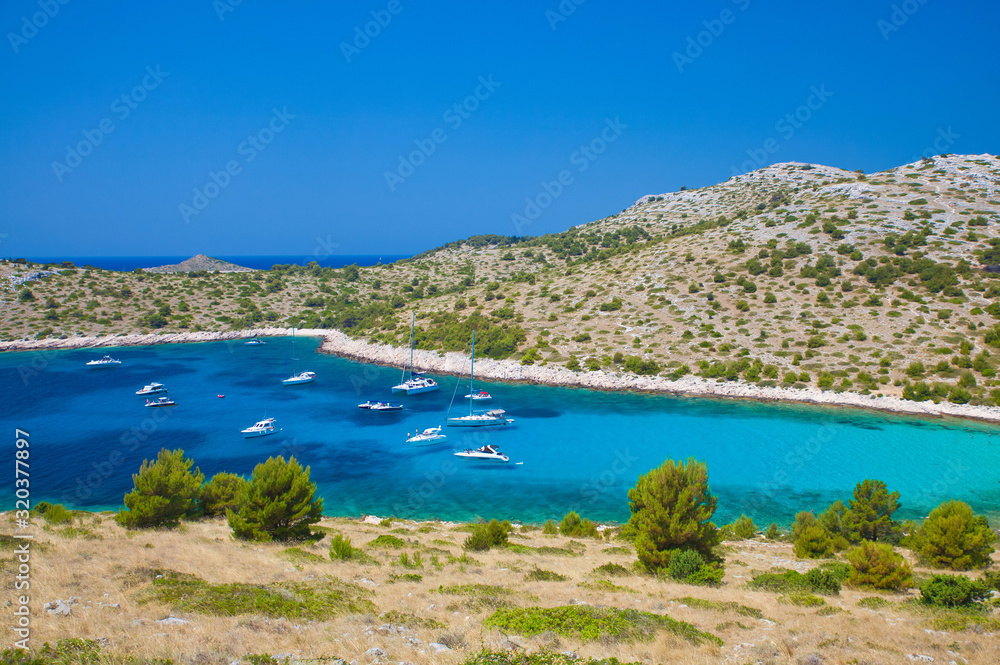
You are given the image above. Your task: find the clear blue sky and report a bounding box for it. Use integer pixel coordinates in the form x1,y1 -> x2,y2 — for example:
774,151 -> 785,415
2,1 -> 998,257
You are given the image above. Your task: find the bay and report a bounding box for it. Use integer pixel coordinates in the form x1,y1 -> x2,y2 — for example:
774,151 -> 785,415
2,337 -> 998,526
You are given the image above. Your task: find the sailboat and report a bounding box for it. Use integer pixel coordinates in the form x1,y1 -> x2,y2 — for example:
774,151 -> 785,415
282,328 -> 316,385
391,313 -> 439,394
446,330 -> 512,428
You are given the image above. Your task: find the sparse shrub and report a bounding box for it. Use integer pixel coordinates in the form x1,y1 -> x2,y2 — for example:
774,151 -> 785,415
765,523 -> 781,540
542,519 -> 558,535
330,533 -> 357,560
793,512 -> 836,559
116,448 -> 204,529
526,568 -> 568,582
559,511 -> 599,538
626,458 -> 721,571
369,534 -> 406,548
920,574 -> 990,607
32,502 -> 73,525
911,500 -> 996,570
464,519 -> 512,551
846,542 -> 911,591
721,514 -> 757,540
226,455 -> 323,542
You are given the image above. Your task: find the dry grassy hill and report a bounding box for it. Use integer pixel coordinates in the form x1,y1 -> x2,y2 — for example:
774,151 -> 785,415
3,154 -> 1000,405
3,513 -> 997,664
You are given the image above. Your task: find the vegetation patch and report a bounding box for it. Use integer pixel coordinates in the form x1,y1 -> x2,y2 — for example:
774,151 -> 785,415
746,568 -> 842,595
778,593 -> 826,607
142,570 -> 375,619
368,534 -> 406,548
434,584 -> 533,611
462,650 -> 645,665
857,596 -> 891,609
278,547 -> 327,564
578,580 -> 637,594
592,562 -> 631,577
381,609 -> 446,630
674,596 -> 763,619
525,568 -> 569,582
483,605 -> 722,645
0,638 -> 173,665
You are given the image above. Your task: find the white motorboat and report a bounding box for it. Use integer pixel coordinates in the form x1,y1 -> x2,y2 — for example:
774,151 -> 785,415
241,417 -> 279,438
135,382 -> 167,395
465,389 -> 492,401
145,396 -> 176,408
358,400 -> 403,412
406,426 -> 447,445
392,313 -> 439,394
245,338 -> 266,346
86,355 -> 121,367
282,328 -> 315,385
447,330 -> 512,427
454,444 -> 509,463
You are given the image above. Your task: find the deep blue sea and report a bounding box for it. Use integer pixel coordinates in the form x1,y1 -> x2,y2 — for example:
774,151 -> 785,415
3,338 -> 999,526
19,255 -> 408,271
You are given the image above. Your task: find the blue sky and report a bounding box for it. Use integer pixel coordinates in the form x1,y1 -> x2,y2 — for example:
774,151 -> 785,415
1,1 -> 998,257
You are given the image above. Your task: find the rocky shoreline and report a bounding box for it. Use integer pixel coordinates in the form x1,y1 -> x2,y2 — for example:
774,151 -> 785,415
4,328 -> 1000,424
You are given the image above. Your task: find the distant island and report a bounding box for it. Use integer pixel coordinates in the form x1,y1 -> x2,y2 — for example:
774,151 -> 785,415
142,254 -> 255,274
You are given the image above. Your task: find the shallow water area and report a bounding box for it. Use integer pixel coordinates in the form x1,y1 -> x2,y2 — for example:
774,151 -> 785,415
2,337 -> 999,526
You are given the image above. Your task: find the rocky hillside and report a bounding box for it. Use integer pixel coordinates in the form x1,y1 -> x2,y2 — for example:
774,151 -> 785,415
3,154 -> 1000,406
143,254 -> 254,274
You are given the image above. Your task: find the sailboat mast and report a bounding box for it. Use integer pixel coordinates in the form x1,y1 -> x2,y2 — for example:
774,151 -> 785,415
469,330 -> 475,416
409,312 -> 415,380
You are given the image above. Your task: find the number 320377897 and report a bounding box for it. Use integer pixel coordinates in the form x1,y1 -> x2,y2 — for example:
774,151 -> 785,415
14,429 -> 30,518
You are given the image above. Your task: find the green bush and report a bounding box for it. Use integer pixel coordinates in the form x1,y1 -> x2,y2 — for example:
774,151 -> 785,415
846,542 -> 911,591
686,564 -> 724,586
792,512 -> 837,559
746,567 -> 841,596
525,568 -> 568,582
116,448 -> 204,529
721,514 -> 757,540
559,511 -> 599,538
464,519 -> 512,551
329,534 -> 357,560
369,534 -> 406,548
200,472 -> 247,517
542,519 -> 558,535
626,458 -> 721,571
226,456 -> 323,542
911,500 -> 996,570
32,502 -> 73,525
667,549 -> 704,581
919,574 -> 990,607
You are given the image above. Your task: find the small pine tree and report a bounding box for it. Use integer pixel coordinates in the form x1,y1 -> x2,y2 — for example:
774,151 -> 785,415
845,479 -> 902,543
463,519 -> 511,551
765,523 -> 781,540
200,472 -> 248,517
721,514 -> 757,541
559,511 -> 599,538
542,519 -> 558,535
226,456 -> 323,542
626,457 -> 721,571
846,541 -> 912,591
792,512 -> 836,559
912,500 -> 996,570
116,449 -> 204,529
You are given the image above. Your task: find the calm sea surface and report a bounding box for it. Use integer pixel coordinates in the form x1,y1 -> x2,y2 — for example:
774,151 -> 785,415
3,337 -> 999,526
20,255 -> 408,271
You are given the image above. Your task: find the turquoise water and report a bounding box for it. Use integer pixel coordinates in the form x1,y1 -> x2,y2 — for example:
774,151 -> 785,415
2,337 -> 999,526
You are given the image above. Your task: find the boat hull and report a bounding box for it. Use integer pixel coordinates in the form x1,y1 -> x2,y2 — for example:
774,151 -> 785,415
391,383 -> 440,394
446,417 -> 510,427
407,435 -> 447,446
242,429 -> 278,439
454,453 -> 509,462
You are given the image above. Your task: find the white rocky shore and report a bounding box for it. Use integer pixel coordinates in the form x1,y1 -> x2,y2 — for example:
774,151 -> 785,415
4,328 -> 1000,424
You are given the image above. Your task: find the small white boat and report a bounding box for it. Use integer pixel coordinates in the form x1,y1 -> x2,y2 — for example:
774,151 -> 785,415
448,330 -> 511,427
145,396 -> 176,408
392,314 -> 440,394
464,389 -> 492,401
358,400 -> 403,412
406,426 -> 447,445
283,371 -> 316,385
447,408 -> 512,427
282,328 -> 315,385
136,382 -> 167,395
86,355 -> 121,367
454,444 -> 509,463
241,417 -> 279,438
245,338 -> 266,346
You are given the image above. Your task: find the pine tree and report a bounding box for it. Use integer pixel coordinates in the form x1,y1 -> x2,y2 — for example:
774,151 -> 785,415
913,500 -> 996,570
626,457 -> 720,570
116,449 -> 204,529
200,471 -> 248,517
226,456 -> 323,542
845,479 -> 902,543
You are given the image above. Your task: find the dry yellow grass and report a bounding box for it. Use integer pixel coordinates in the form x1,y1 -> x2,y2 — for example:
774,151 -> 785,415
2,513 -> 998,664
